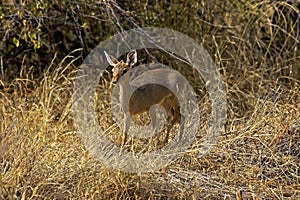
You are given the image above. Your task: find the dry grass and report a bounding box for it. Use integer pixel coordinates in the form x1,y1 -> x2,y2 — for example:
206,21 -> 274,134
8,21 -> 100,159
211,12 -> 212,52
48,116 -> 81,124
1,51 -> 299,199
1,1 -> 300,199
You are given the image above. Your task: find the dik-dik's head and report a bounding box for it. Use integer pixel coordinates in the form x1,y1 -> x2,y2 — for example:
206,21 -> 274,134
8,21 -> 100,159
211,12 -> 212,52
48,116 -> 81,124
104,50 -> 137,83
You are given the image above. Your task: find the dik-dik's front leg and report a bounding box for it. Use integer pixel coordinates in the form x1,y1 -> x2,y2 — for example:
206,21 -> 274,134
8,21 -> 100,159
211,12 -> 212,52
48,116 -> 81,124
149,105 -> 159,134
122,112 -> 131,146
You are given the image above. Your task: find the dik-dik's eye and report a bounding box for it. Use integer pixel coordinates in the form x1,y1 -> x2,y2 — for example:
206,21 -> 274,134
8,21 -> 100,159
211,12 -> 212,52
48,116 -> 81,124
122,68 -> 128,75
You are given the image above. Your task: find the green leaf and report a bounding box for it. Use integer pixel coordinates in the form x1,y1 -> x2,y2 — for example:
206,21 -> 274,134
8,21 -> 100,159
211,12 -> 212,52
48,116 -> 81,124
13,37 -> 19,47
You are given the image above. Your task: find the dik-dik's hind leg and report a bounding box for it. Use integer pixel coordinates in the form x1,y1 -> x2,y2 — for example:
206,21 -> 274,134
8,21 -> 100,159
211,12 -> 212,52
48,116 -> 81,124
178,114 -> 185,141
164,104 -> 183,145
161,97 -> 179,145
163,106 -> 176,145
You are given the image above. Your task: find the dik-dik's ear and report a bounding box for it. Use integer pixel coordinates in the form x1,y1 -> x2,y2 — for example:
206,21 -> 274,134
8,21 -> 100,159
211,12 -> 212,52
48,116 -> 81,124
126,50 -> 137,68
104,51 -> 118,67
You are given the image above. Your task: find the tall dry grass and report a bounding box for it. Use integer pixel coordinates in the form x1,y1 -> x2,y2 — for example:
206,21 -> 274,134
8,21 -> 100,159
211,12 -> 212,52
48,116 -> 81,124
1,0 -> 300,199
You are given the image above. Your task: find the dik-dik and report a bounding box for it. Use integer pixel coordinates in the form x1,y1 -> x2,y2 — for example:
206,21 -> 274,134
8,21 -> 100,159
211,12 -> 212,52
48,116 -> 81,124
105,50 -> 184,145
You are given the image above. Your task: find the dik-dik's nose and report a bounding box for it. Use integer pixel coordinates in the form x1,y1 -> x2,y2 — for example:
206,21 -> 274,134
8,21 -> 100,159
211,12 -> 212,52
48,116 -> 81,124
112,76 -> 118,84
